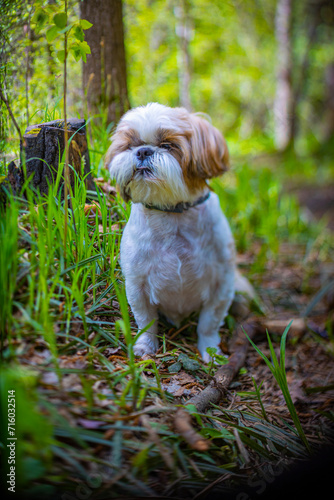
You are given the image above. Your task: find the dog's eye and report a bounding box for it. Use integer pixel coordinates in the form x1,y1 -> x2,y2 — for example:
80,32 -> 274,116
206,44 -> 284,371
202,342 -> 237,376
160,143 -> 171,150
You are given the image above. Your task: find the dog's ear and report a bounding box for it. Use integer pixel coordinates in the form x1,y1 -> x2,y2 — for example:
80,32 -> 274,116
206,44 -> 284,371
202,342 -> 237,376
188,115 -> 229,179
104,144 -> 114,172
104,128 -> 126,172
104,129 -> 134,203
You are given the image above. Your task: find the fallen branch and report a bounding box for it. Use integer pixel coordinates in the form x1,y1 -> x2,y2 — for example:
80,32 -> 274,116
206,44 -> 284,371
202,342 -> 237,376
174,320 -> 257,450
260,317 -> 306,337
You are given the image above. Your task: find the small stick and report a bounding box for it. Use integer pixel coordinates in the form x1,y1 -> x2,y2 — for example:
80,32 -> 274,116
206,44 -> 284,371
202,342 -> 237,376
174,320 -> 257,450
140,415 -> 176,472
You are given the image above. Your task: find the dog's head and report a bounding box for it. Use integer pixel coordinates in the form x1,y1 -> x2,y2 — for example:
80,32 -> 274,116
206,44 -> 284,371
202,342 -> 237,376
105,103 -> 229,208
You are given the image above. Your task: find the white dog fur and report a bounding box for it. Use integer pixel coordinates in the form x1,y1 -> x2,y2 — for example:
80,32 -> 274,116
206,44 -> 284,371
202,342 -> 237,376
106,103 -> 239,362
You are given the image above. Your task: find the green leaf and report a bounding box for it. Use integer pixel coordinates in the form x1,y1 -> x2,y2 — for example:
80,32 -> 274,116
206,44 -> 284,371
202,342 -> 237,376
69,41 -> 90,63
132,447 -> 150,469
70,45 -> 82,62
206,347 -> 217,357
60,253 -> 103,276
168,361 -> 182,373
73,25 -> 84,42
57,24 -> 73,34
32,9 -> 49,29
53,12 -> 67,29
178,353 -> 200,371
280,320 -> 293,372
215,354 -> 229,365
79,41 -> 91,54
266,330 -> 280,372
185,403 -> 198,414
57,50 -> 65,63
242,327 -> 274,375
80,19 -> 93,30
46,26 -> 59,43
203,427 -> 233,439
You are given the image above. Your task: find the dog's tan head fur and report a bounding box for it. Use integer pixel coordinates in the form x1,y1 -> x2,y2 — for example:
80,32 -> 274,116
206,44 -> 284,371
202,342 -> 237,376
105,103 -> 229,207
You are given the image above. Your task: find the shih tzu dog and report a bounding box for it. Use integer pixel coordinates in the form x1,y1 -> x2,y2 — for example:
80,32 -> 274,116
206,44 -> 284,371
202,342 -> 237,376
105,103 -> 239,362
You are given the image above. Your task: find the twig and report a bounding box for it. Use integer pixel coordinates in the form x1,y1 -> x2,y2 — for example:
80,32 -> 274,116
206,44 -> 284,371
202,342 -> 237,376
0,85 -> 23,145
139,415 -> 176,472
174,320 -> 257,450
233,428 -> 250,464
259,317 -> 306,336
192,473 -> 229,500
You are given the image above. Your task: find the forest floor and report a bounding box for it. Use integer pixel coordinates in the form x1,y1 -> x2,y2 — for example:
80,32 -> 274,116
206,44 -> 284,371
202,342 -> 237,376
294,184 -> 334,230
2,176 -> 334,500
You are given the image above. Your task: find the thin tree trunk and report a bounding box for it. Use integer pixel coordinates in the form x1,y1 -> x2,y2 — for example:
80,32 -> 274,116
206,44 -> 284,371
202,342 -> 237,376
323,63 -> 334,141
273,0 -> 294,151
24,22 -> 30,128
80,0 -> 129,125
175,0 -> 192,111
24,1 -> 33,128
63,0 -> 70,256
0,86 -> 23,146
46,42 -> 56,98
81,0 -> 102,118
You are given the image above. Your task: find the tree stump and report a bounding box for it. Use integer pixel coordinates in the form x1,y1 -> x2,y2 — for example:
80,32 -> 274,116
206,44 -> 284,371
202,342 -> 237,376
7,118 -> 95,198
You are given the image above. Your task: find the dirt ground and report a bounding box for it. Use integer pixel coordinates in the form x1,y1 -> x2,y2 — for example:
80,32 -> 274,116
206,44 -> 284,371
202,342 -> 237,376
293,184 -> 334,230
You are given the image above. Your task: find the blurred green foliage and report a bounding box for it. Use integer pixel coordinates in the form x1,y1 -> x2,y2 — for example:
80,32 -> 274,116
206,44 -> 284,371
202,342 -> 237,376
0,366 -> 54,496
1,0 -> 334,161
0,0 -> 333,267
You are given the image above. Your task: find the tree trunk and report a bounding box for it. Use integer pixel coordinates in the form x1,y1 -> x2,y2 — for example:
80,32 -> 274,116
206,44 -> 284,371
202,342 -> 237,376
46,41 -> 57,98
323,63 -> 334,142
7,119 -> 94,198
80,0 -> 129,125
175,0 -> 192,111
273,0 -> 294,151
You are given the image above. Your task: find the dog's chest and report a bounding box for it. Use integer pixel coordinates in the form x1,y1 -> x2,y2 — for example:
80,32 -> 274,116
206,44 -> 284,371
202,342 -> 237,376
120,201 -> 233,322
123,210 -> 210,283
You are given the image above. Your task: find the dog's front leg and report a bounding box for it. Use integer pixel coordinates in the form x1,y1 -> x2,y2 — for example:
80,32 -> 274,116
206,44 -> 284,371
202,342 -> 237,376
197,298 -> 232,363
126,282 -> 159,356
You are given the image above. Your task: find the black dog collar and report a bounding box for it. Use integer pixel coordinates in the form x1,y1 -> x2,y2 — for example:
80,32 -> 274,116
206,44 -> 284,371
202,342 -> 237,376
143,191 -> 211,214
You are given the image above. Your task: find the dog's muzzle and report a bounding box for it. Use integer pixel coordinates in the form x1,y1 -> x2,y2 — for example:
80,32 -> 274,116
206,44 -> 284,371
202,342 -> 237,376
135,147 -> 155,174
136,147 -> 154,162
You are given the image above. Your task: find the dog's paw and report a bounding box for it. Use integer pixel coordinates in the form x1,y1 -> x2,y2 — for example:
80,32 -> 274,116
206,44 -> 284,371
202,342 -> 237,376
201,347 -> 224,364
133,333 -> 159,357
198,335 -> 223,363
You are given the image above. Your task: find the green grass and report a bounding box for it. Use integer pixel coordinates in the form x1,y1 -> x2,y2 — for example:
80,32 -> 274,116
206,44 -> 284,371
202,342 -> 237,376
0,121 -> 333,496
0,194 -> 19,348
244,322 -> 311,452
212,163 -> 319,256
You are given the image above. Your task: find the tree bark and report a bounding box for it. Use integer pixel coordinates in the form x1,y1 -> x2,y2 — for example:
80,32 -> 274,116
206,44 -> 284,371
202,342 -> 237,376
7,119 -> 94,198
323,63 -> 334,142
273,0 -> 294,151
80,0 -> 129,125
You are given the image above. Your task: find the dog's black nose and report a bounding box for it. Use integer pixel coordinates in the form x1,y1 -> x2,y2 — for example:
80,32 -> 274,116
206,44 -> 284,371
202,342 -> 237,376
136,147 -> 154,161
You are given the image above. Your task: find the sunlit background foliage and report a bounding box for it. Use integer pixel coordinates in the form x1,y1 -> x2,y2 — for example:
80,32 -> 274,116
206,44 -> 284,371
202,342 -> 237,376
1,0 -> 334,160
